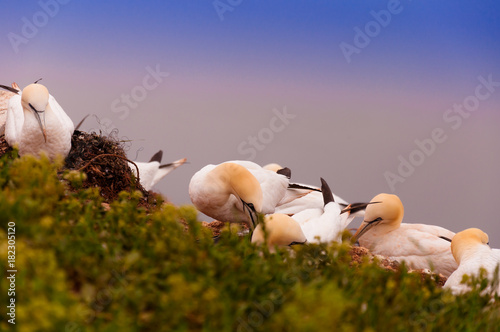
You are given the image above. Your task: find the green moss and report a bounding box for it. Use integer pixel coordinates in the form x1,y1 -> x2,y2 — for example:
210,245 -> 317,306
0,155 -> 499,331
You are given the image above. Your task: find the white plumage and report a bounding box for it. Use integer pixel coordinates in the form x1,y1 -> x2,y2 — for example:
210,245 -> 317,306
292,178 -> 357,243
352,193 -> 458,277
189,160 -> 289,228
129,150 -> 186,191
444,228 -> 500,295
4,83 -> 74,159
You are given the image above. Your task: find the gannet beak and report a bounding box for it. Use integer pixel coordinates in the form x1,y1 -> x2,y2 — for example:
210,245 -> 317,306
341,201 -> 381,215
242,199 -> 258,230
351,217 -> 383,243
29,103 -> 47,142
0,84 -> 20,94
288,240 -> 307,247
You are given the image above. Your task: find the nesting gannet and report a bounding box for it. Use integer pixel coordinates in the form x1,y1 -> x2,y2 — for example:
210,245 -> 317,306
129,150 -> 187,191
351,193 -> 458,277
189,161 -> 289,229
2,83 -> 74,159
251,213 -> 307,252
444,228 -> 500,295
292,178 -> 369,243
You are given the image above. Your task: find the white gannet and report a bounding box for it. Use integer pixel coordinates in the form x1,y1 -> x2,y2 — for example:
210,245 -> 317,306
444,228 -> 500,295
251,213 -> 307,252
189,161 -> 289,229
351,193 -> 458,277
263,162 -> 352,216
129,150 -> 187,191
2,83 -> 74,159
292,178 -> 369,243
0,83 -> 20,135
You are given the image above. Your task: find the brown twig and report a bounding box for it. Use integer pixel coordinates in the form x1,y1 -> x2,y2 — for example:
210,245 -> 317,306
76,153 -> 141,186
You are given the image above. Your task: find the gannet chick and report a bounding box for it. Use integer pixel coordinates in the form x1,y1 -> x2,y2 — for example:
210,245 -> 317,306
129,150 -> 187,191
4,83 -> 74,159
251,213 -> 307,252
444,228 -> 500,295
293,178 -> 370,243
351,193 -> 457,277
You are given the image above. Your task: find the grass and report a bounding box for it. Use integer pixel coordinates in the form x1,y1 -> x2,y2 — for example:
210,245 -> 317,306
0,153 -> 499,331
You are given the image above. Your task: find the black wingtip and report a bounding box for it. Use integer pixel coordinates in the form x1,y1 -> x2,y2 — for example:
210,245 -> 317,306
439,236 -> 452,242
288,183 -> 322,192
149,150 -> 163,163
276,167 -> 291,179
320,177 -> 335,206
0,84 -> 20,94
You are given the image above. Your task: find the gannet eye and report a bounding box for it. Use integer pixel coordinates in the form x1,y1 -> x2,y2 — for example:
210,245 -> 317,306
368,217 -> 383,224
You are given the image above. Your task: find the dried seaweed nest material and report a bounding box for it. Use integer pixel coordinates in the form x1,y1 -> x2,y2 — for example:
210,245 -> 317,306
64,130 -> 149,201
201,220 -> 249,237
0,136 -> 13,157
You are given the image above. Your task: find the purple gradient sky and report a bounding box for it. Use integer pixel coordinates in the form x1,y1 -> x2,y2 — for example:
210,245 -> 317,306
2,1 -> 500,244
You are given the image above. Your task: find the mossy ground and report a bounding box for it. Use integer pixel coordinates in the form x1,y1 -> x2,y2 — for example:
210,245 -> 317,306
0,150 -> 500,331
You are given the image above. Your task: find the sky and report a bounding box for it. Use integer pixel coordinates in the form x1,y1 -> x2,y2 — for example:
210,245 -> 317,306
2,1 -> 500,244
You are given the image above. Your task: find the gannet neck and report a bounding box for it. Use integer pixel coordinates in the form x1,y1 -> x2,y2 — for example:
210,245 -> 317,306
211,162 -> 263,213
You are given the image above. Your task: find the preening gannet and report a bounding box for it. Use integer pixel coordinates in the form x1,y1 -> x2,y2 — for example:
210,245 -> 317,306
189,161 -> 289,229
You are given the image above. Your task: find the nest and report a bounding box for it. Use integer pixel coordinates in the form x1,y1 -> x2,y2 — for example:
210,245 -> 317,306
0,130 -> 163,208
64,130 -> 149,201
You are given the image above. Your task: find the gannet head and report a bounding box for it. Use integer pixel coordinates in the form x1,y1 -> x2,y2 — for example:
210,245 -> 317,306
263,163 -> 284,172
251,213 -> 306,251
351,193 -> 404,243
215,163 -> 263,228
451,228 -> 489,264
21,84 -> 49,142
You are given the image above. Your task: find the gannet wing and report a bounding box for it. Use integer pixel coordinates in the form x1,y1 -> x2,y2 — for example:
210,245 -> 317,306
49,95 -> 74,135
5,94 -> 23,145
0,88 -> 19,136
151,158 -> 187,187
